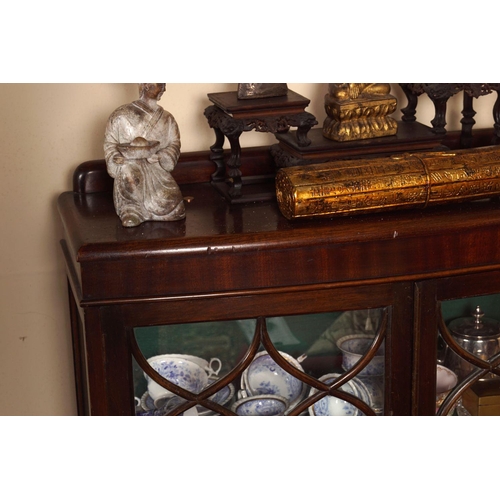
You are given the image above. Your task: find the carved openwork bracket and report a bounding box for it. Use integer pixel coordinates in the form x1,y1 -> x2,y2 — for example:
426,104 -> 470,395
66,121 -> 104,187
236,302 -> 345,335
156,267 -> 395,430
400,83 -> 500,147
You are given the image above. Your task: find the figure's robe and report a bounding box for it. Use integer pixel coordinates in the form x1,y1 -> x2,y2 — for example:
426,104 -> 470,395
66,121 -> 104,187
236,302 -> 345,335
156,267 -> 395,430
104,100 -> 185,225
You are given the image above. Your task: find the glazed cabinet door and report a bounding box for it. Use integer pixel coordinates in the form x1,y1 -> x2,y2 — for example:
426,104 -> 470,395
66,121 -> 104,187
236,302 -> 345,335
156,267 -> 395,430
90,280 -> 416,417
414,270 -> 500,416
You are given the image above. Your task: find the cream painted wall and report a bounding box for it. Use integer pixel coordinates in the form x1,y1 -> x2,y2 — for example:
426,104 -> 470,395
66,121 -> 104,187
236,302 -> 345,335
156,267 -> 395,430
0,83 -> 497,415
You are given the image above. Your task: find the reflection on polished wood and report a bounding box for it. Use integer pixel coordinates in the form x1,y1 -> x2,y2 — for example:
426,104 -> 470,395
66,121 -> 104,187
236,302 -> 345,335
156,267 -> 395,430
276,145 -> 500,220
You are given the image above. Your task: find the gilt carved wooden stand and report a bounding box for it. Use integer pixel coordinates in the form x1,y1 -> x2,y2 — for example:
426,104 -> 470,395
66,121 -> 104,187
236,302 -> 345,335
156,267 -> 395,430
204,90 -> 317,203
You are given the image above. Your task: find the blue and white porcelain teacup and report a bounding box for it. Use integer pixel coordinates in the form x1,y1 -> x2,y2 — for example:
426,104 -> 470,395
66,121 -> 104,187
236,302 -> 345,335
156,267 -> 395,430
354,375 -> 384,415
167,353 -> 222,379
242,350 -> 306,410
308,373 -> 371,416
337,334 -> 384,377
145,355 -> 209,405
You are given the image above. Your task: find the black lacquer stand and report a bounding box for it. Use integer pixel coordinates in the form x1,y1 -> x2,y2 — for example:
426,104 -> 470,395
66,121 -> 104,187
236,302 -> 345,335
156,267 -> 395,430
204,90 -> 317,203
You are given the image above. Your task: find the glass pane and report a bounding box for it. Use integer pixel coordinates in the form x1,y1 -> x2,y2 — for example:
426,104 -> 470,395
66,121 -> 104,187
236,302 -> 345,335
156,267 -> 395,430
132,307 -> 386,416
133,319 -> 254,416
438,293 -> 500,416
284,308 -> 385,416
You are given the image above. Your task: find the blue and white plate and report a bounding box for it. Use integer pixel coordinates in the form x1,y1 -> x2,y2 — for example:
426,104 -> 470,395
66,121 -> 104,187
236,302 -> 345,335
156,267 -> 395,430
232,395 -> 288,416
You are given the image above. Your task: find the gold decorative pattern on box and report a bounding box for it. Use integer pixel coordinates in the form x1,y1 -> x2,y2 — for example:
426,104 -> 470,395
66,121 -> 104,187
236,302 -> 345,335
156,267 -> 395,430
275,146 -> 500,220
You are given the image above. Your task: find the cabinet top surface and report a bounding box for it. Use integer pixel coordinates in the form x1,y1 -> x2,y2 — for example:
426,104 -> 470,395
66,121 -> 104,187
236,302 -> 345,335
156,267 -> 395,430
58,182 -> 500,262
58,182 -> 500,303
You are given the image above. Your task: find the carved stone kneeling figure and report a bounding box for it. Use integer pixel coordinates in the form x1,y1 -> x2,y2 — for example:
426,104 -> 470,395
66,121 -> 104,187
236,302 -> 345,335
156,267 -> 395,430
104,83 -> 185,227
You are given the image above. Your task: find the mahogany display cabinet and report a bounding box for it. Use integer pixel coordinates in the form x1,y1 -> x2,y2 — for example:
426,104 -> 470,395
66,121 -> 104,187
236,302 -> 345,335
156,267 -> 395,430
57,151 -> 500,416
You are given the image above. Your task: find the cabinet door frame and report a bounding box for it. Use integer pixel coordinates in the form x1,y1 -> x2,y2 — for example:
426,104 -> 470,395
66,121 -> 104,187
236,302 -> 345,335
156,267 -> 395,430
414,269 -> 500,415
73,279 -> 416,416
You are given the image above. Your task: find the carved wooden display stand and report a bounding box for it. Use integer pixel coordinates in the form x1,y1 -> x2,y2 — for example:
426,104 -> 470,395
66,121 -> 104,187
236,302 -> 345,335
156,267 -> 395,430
399,83 -> 500,147
204,90 -> 317,203
272,121 -> 445,168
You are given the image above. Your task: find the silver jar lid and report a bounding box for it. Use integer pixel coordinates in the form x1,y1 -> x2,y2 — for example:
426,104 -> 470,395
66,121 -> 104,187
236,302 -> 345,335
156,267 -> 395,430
448,305 -> 500,339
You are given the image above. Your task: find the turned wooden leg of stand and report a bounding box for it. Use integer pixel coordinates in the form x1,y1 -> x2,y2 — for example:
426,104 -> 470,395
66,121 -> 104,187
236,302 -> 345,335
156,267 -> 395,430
227,131 -> 243,198
400,84 -> 419,123
461,93 -> 476,148
430,96 -> 450,135
210,127 -> 226,182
